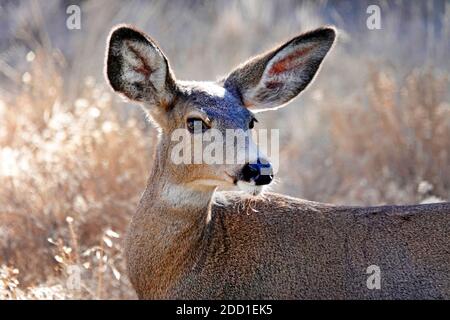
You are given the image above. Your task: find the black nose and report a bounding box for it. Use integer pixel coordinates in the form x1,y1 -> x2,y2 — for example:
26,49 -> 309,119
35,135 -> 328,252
242,159 -> 273,185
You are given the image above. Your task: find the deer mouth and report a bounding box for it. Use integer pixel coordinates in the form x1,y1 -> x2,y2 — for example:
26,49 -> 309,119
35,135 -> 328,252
236,181 -> 264,196
225,172 -> 238,184
226,171 -> 265,196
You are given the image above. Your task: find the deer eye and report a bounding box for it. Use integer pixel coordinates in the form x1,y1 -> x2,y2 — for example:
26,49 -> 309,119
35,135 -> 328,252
249,117 -> 258,130
186,117 -> 209,133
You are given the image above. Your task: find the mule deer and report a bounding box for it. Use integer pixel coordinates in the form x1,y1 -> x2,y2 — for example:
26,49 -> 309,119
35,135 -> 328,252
105,25 -> 450,299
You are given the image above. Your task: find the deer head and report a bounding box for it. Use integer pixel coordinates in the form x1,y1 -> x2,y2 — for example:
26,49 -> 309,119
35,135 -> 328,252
105,25 -> 335,196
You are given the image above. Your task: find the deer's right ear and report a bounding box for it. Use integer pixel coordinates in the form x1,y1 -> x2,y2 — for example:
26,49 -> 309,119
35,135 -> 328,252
223,27 -> 336,112
105,25 -> 176,108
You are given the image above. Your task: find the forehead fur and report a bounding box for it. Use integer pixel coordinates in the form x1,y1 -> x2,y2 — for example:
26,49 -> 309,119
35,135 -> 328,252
176,81 -> 254,127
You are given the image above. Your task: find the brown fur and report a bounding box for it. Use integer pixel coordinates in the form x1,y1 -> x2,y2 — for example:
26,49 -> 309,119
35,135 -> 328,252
126,143 -> 450,299
105,25 -> 450,299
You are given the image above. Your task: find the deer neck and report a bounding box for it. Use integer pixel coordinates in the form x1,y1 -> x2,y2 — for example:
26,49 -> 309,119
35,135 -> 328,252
146,134 -> 216,212
127,135 -> 215,297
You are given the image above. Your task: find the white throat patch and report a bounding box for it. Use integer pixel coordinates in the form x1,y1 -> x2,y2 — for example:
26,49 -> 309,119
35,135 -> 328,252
160,183 -> 212,209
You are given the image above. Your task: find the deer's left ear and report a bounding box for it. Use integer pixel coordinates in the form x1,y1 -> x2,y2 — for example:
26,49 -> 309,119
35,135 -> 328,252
224,27 -> 336,112
105,25 -> 176,108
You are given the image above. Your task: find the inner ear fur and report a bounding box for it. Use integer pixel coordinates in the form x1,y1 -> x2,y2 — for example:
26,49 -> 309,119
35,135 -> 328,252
105,24 -> 177,107
223,27 -> 336,111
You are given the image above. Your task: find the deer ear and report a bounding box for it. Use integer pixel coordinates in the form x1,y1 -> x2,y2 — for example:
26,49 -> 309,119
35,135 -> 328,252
105,25 -> 176,107
224,27 -> 336,112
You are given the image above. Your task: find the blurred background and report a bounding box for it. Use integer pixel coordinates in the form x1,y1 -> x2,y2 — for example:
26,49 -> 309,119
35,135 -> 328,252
0,0 -> 449,299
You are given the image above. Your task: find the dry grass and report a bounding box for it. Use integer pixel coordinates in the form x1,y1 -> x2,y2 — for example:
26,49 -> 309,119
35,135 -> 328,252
280,68 -> 450,205
0,48 -> 151,298
0,0 -> 449,299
